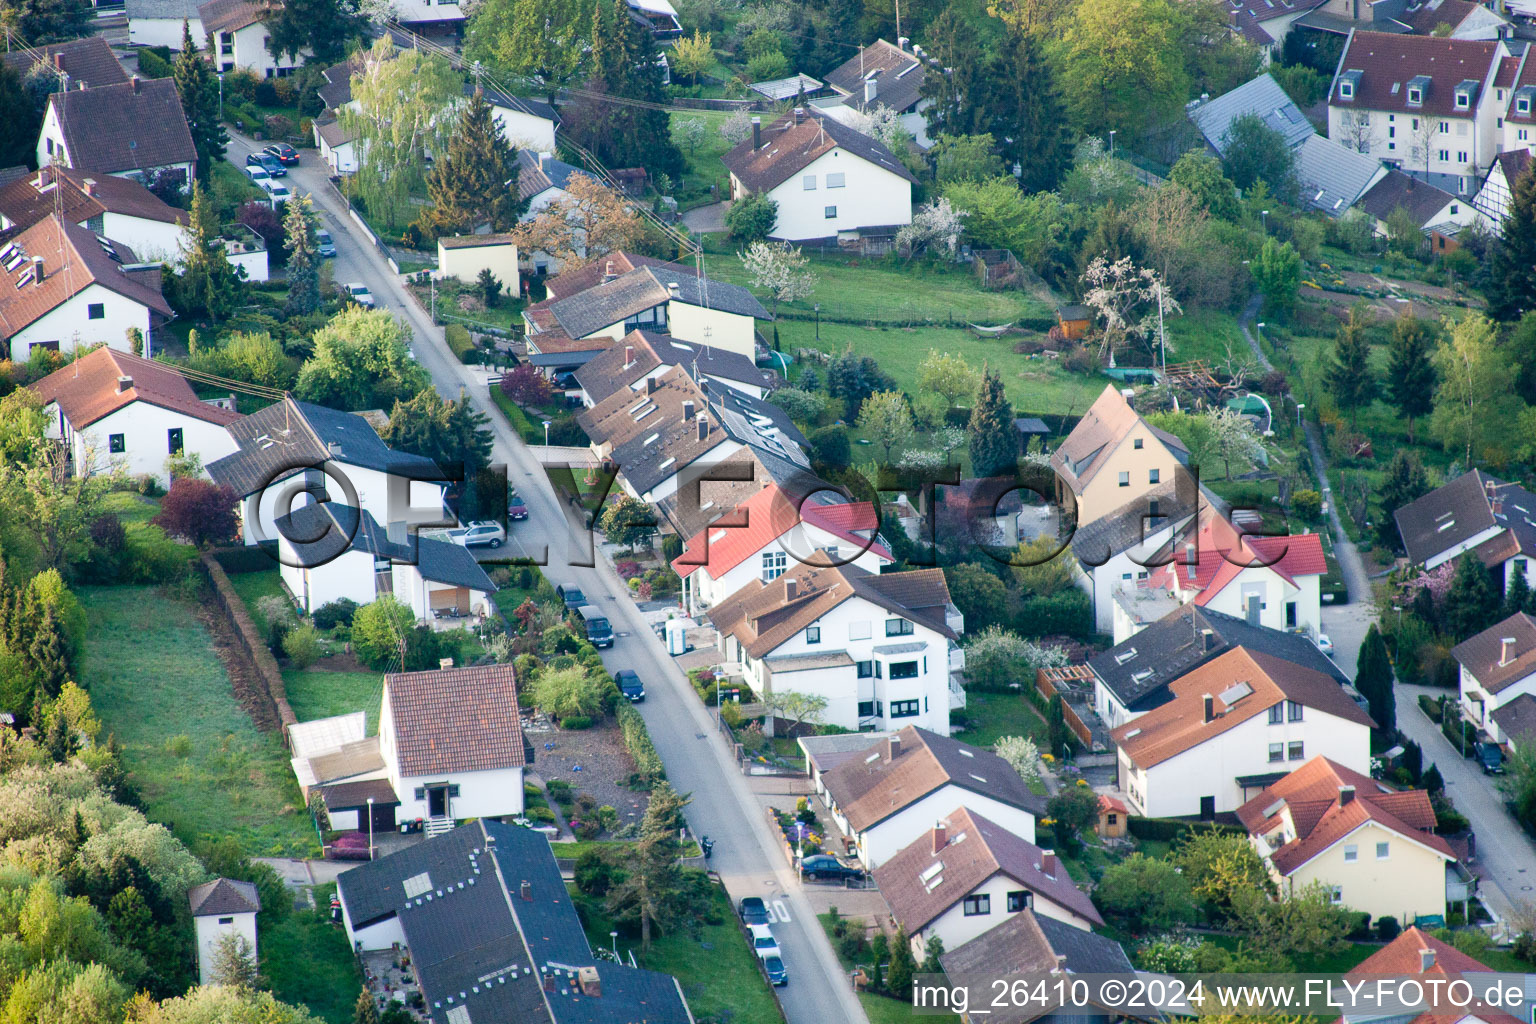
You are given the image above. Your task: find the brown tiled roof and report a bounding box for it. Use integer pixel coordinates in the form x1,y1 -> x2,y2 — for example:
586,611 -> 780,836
872,807 -> 1103,933
1492,54 -> 1521,89
51,78 -> 196,176
0,215 -> 174,336
722,108 -> 918,195
384,664 -> 526,777
940,911 -> 1134,1008
0,166 -> 186,235
1,37 -> 129,91
822,727 -> 1045,833
1344,927 -> 1525,1024
188,877 -> 261,917
31,347 -> 241,429
1451,612 -> 1536,694
197,0 -> 267,33
1508,56 -> 1536,124
1496,149 -> 1532,185
1110,647 -> 1374,769
1356,169 -> 1460,225
823,39 -> 926,113
1403,0 -> 1478,34
1051,384 -> 1186,492
542,252 -> 681,301
1236,756 -> 1452,875
1330,32 -> 1498,116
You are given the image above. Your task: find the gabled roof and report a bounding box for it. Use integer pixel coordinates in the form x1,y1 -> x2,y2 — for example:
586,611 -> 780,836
384,664 -> 526,777
574,328 -> 770,406
197,0 -> 266,33
188,877 -> 261,917
543,252 -> 680,302
1111,647 -> 1373,769
0,165 -> 187,235
708,562 -> 954,660
473,83 -> 559,125
516,149 -> 583,203
1237,756 -> 1452,875
1330,32 -> 1499,116
206,396 -> 442,499
1403,0 -> 1481,34
823,727 -> 1045,834
1491,693 -> 1536,747
275,503 -> 496,593
49,77 -> 197,176
0,215 -> 173,335
1050,385 -> 1187,493
1,37 -> 129,91
721,107 -> 918,194
671,483 -> 889,579
1070,474 -> 1226,567
535,265 -> 769,341
1148,512 -> 1327,604
1395,469 -> 1536,567
1344,927 -> 1525,1024
1190,75 -> 1316,155
317,56 -> 362,111
872,807 -> 1102,933
1452,611 -> 1536,694
823,39 -> 926,113
125,0 -> 204,20
1295,134 -> 1386,216
940,911 -> 1134,1002
1356,168 -> 1462,225
31,347 -> 240,430
649,446 -> 831,540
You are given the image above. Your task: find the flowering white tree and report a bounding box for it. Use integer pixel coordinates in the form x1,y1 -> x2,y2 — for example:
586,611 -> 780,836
738,241 -> 817,320
720,107 -> 754,146
963,625 -> 1068,690
844,103 -> 907,151
1080,255 -> 1182,361
896,198 -> 967,261
897,448 -> 946,473
994,736 -> 1042,785
934,426 -> 967,463
1204,407 -> 1266,479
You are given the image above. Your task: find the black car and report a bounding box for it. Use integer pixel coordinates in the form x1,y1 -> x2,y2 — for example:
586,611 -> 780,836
264,142 -> 299,165
738,897 -> 769,926
799,855 -> 864,882
245,152 -> 285,177
556,583 -> 585,610
615,669 -> 644,703
1476,741 -> 1505,774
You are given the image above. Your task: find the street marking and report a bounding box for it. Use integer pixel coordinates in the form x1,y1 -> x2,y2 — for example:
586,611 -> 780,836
770,900 -> 791,923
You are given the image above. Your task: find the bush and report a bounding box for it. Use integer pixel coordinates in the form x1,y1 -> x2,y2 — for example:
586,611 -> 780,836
527,805 -> 557,823
1291,490 -> 1323,524
152,478 -> 239,547
282,622 -> 323,668
136,474 -> 164,497
254,78 -> 279,107
351,596 -> 417,670
445,324 -> 474,362
809,425 -> 851,469
313,598 -> 359,631
726,192 -> 778,241
560,715 -> 593,730
136,47 -> 173,78
1376,916 -> 1400,941
617,704 -> 665,784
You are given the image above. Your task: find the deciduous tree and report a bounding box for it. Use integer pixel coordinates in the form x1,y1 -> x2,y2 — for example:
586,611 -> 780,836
1222,115 -> 1298,203
917,351 -> 981,412
465,0 -> 593,107
1058,0 -> 1187,139
738,241 -> 816,320
1431,313 -> 1524,467
1168,151 -> 1241,221
297,307 -> 430,410
509,172 -> 645,270
896,199 -> 967,261
265,0 -> 366,64
1095,854 -> 1197,934
598,494 -> 657,549
857,390 -> 915,462
669,29 -> 714,84
1253,237 -> 1301,321
150,479 -> 238,547
725,191 -> 778,242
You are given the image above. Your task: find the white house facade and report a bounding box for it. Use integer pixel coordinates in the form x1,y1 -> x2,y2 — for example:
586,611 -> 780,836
1454,613 -> 1536,746
188,879 -> 260,987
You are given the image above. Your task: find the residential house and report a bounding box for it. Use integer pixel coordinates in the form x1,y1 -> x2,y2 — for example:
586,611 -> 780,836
1050,385 -> 1190,528
2,37 -> 129,91
1223,0 -> 1327,58
721,107 -> 917,243
576,328 -> 774,407
797,729 -> 895,795
0,215 -> 174,363
1354,167 -> 1480,237
393,0 -> 465,31
0,166 -> 188,265
286,712 -> 393,832
1490,694 -> 1536,753
523,258 -> 770,363
1473,149 -> 1531,224
1342,927 -> 1526,1024
1328,32 -> 1509,195
476,85 -> 559,153
1289,0 -> 1510,42
313,119 -> 358,175
625,0 -> 682,37
31,347 -> 239,484
939,912 -> 1136,1024
819,727 -> 1044,868
515,150 -> 581,276
873,808 -> 1103,959
1399,0 -> 1511,38
1111,645 -> 1374,817
709,564 -> 963,736
126,0 -> 205,47
189,879 -> 260,986
817,38 -> 932,147
1237,756 -> 1459,922
206,395 -> 448,546
1502,53 -> 1536,155
37,77 -> 197,187
1090,603 -> 1352,731
1394,469 -> 1536,594
1452,611 -> 1536,746
198,0 -> 309,76
1293,133 -> 1394,217
652,445 -> 831,541
435,234 -> 519,294
335,820 -> 694,1024
673,484 -> 891,616
275,503 -> 497,623
1190,74 -> 1317,156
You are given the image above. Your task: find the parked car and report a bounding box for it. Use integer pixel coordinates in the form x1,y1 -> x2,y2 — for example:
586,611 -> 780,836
577,605 -> 613,648
615,669 -> 644,702
556,583 -> 585,609
343,283 -> 375,307
508,494 -> 528,520
738,897 -> 769,926
798,855 -> 864,882
263,181 -> 292,206
264,142 -> 299,165
315,229 -> 336,258
763,955 -> 787,986
244,166 -> 270,186
447,521 -> 505,548
1476,741 -> 1505,774
1315,633 -> 1335,657
246,152 -> 285,176
748,924 -> 780,961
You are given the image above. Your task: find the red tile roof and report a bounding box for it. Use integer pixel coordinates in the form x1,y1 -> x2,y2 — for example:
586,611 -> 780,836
0,215 -> 174,336
671,485 -> 889,578
31,347 -> 241,429
383,664 -> 526,777
0,165 -> 187,235
1493,54 -> 1522,90
1344,927 -> 1525,1024
1331,32 -> 1499,117
1150,511 -> 1325,604
0,37 -> 129,92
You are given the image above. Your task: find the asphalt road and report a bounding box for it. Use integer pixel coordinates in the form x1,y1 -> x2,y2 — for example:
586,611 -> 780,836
222,135 -> 871,1024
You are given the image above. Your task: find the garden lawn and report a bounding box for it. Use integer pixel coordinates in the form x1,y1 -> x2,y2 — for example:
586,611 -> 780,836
261,883 -> 363,1024
955,691 -> 1048,757
669,109 -> 738,209
79,585 -> 318,856
283,669 -> 384,734
575,878 -> 780,1024
817,913 -> 960,1024
227,567 -> 287,636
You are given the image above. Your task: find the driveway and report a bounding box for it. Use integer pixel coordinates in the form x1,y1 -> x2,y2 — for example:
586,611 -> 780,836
681,200 -> 730,235
223,135 -> 869,1024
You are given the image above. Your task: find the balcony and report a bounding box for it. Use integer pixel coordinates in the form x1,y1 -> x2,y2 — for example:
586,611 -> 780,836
948,673 -> 967,711
945,603 -> 965,635
1446,861 -> 1476,904
948,640 -> 965,674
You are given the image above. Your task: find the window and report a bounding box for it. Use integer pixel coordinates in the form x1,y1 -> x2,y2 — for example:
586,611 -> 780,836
1133,438 -> 1144,449
857,660 -> 874,678
1268,705 -> 1283,725
1376,841 -> 1390,859
108,433 -> 125,454
891,699 -> 920,718
886,618 -> 913,636
46,138 -> 54,155
1340,81 -> 1354,100
1522,129 -> 1530,141
1149,468 -> 1160,484
1451,204 -> 1459,215
167,427 -> 183,454
858,699 -> 882,717
962,894 -> 991,916
1408,86 -> 1422,105
889,660 -> 919,680
1328,886 -> 1343,905
218,916 -> 234,925
1411,117 -> 1419,130
849,620 -> 872,640
803,175 -> 817,190
1521,98 -> 1532,114
1107,813 -> 1118,825
826,172 -> 846,188
1344,844 -> 1358,862
1286,601 -> 1297,627
805,626 -> 820,644
1458,150 -> 1468,163
1456,94 -> 1469,110
1118,471 -> 1130,487
1439,121 -> 1450,133
1285,700 -> 1303,722
87,303 -> 104,319
824,206 -> 837,219
1388,126 -> 1396,138
1007,890 -> 1032,912
1288,740 -> 1305,761
761,550 -> 787,582
1268,742 -> 1284,763
1439,149 -> 1450,162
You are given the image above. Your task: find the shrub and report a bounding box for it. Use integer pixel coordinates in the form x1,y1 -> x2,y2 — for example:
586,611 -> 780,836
560,715 -> 593,730
726,191 -> 778,241
445,324 -> 474,362
527,806 -> 557,823
351,596 -> 417,670
254,78 -> 279,107
1291,489 -> 1323,523
617,704 -> 665,784
136,47 -> 173,78
136,474 -> 164,497
1376,916 -> 1400,941
152,478 -> 239,546
313,598 -> 359,631
809,425 -> 851,469
282,622 -> 323,668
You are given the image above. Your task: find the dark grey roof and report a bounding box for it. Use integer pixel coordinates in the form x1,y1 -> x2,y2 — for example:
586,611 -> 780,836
1013,417 -> 1050,435
1296,134 -> 1384,217
317,58 -> 360,111
1070,477 -> 1228,567
319,777 -> 398,811
528,349 -> 607,369
574,330 -> 771,406
1492,693 -> 1536,748
517,149 -> 583,202
1091,605 -> 1350,712
1356,169 -> 1460,226
275,503 -> 496,593
940,912 -> 1134,1023
1394,469 -> 1502,565
1,37 -> 130,91
474,84 -> 559,125
49,77 -> 196,176
1190,74 -> 1315,155
207,397 -> 442,499
188,877 -> 261,917
547,267 -> 768,341
125,0 -> 203,18
824,39 -> 925,113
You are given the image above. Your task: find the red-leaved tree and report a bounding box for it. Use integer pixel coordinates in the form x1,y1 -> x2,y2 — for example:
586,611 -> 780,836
151,479 -> 239,547
499,364 -> 553,406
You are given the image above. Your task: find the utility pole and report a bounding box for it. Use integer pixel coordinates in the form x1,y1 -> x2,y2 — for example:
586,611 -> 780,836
1156,281 -> 1166,375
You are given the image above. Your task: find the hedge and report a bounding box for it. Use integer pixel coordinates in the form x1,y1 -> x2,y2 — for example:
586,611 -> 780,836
210,544 -> 278,574
617,704 -> 665,784
1126,817 -> 1245,842
445,324 -> 473,362
136,47 -> 173,79
1418,694 -> 1441,723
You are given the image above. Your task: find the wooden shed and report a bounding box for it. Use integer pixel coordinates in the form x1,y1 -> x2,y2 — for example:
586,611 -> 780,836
1097,793 -> 1129,839
1056,304 -> 1092,341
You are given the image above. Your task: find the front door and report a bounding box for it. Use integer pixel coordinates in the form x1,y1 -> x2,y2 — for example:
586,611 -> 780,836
1199,795 -> 1216,820
427,785 -> 448,818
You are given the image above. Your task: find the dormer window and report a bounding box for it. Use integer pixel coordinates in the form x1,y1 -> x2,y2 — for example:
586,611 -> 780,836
1520,96 -> 1532,115
1340,80 -> 1355,100
1407,75 -> 1431,108
1408,86 -> 1422,105
1455,93 -> 1469,110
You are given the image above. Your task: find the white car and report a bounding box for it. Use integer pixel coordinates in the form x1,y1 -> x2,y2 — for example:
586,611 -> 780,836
447,521 -> 506,548
748,924 -> 780,961
245,166 -> 270,185
343,283 -> 375,307
263,180 -> 292,205
1316,633 -> 1335,657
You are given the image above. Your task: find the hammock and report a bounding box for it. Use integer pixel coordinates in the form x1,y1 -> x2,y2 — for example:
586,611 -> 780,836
968,321 -> 1015,336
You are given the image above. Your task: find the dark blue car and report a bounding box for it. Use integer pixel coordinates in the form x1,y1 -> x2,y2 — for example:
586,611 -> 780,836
763,955 -> 787,986
615,669 -> 644,703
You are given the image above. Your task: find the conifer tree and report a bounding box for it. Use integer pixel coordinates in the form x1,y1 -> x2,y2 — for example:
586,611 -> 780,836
1445,554 -> 1498,641
173,20 -> 227,184
178,182 -> 243,321
1000,30 -> 1072,193
1376,450 -> 1431,550
1355,624 -> 1395,735
968,366 -> 1018,477
1505,568 -> 1534,619
28,609 -> 69,703
284,194 -> 320,316
1326,307 -> 1373,428
418,90 -> 526,239
1386,309 -> 1436,443
1486,159 -> 1536,322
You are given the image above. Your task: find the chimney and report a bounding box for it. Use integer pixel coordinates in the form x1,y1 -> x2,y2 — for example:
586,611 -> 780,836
604,259 -> 616,282
1202,694 -> 1215,724
784,577 -> 797,601
1201,92 -> 1210,103
327,440 -> 342,457
794,106 -> 805,124
82,177 -> 97,196
1121,387 -> 1135,406
578,966 -> 601,998
864,78 -> 877,104
898,35 -> 910,49
752,116 -> 762,150
132,76 -> 141,94
520,880 -> 532,901
542,970 -> 555,992
885,734 -> 901,760
623,344 -> 634,369
1501,636 -> 1517,666
1202,628 -> 1215,653
116,375 -> 133,393
696,412 -> 708,441
31,256 -> 43,285
1339,785 -> 1355,807
682,399 -> 695,423
646,376 -> 660,395
538,151 -> 550,171
668,281 -> 680,299
1419,948 -> 1435,973
1185,543 -> 1197,581
1040,850 -> 1057,878
932,821 -> 947,854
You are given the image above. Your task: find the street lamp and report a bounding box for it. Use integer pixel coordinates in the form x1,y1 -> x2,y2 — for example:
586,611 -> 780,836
218,72 -> 224,118
1296,402 -> 1305,428
609,931 -> 619,960
542,419 -> 551,449
366,797 -> 375,861
814,303 -> 821,341
1261,209 -> 1269,232
1108,130 -> 1116,157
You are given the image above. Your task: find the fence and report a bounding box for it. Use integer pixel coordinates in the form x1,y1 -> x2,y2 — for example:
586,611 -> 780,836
1036,665 -> 1096,749
326,178 -> 403,273
198,552 -> 298,741
973,249 -> 1026,291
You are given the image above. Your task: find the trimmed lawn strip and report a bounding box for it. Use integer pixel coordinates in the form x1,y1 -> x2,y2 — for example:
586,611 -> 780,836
79,585 -> 318,857
283,669 -> 384,735
817,913 -> 959,1023
549,838 -> 701,861
228,567 -> 288,637
261,882 -> 363,1024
